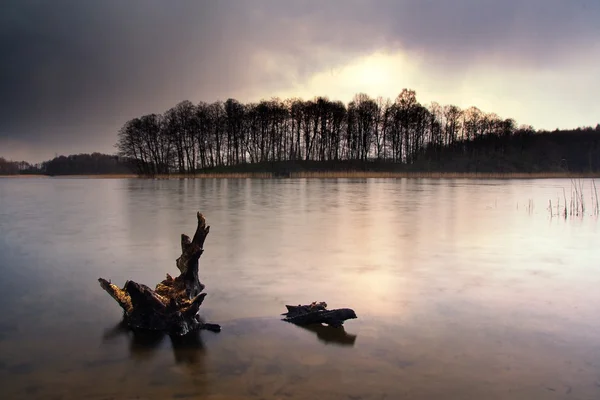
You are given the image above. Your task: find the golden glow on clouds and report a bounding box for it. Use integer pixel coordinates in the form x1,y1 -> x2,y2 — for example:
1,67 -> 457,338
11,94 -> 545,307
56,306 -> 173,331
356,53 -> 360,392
264,48 -> 600,130
344,53 -> 401,91
273,51 -> 420,101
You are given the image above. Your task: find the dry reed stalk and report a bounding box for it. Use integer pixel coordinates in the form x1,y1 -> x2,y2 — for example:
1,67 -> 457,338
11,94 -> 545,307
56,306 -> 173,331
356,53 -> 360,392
563,188 -> 568,218
580,180 -> 585,215
592,179 -> 599,216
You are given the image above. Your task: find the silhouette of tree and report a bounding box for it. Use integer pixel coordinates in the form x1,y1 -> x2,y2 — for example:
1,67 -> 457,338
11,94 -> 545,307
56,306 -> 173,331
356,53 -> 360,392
108,89 -> 599,175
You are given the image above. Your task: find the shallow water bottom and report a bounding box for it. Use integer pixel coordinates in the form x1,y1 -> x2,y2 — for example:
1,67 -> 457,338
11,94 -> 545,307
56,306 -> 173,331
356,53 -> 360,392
2,315 -> 599,400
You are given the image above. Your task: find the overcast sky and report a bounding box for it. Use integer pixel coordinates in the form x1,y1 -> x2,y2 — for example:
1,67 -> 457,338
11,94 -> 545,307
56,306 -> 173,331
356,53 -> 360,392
1,0 -> 599,162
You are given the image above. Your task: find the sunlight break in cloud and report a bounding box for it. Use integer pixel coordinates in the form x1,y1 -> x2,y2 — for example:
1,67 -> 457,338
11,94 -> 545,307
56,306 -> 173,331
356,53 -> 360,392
269,51 -> 421,103
265,48 -> 600,131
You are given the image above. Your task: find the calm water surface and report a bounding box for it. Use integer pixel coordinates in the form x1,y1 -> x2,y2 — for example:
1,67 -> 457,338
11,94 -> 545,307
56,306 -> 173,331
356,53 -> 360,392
0,178 -> 599,399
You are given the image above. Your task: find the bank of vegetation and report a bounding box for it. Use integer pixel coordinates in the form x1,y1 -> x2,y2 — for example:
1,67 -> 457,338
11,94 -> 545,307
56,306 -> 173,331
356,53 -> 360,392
114,90 -> 600,176
2,90 -> 599,177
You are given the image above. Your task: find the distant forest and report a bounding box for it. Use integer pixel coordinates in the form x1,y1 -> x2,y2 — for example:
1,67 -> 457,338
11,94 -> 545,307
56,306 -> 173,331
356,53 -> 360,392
1,90 -> 599,176
115,90 -> 600,175
0,153 -> 132,176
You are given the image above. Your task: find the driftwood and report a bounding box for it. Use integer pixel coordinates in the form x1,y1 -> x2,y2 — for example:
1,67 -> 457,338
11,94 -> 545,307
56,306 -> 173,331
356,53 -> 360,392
99,212 -> 220,336
282,302 -> 357,328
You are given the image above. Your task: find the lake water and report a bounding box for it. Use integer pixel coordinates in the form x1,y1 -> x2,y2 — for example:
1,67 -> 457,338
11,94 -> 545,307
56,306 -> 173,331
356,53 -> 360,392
0,177 -> 599,399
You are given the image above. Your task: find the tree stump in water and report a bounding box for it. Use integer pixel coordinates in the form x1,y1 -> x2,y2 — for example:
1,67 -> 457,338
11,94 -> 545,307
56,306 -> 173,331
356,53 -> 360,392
282,302 -> 357,328
98,212 -> 220,336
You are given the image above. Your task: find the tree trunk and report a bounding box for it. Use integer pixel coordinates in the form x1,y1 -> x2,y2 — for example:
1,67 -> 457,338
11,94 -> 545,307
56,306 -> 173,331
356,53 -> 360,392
99,212 -> 220,336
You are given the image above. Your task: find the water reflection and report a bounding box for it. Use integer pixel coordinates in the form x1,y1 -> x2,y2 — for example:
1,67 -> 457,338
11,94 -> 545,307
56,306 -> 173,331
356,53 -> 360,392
102,320 -> 208,365
2,178 -> 600,399
294,323 -> 357,347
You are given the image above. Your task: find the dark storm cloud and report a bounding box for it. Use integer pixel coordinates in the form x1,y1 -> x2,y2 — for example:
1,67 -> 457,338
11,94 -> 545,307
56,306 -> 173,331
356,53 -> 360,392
0,1 -> 234,140
1,0 -> 598,160
253,0 -> 600,67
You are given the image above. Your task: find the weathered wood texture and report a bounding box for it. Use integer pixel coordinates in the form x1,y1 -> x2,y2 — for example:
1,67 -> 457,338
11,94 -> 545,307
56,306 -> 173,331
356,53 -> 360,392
282,302 -> 357,328
99,212 -> 220,336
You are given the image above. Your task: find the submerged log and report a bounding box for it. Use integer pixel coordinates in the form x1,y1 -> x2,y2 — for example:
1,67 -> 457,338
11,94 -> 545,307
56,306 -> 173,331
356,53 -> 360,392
282,302 -> 357,328
99,212 -> 220,336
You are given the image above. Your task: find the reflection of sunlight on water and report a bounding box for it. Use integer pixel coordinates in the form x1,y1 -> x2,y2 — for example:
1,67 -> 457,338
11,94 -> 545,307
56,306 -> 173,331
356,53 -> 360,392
1,178 -> 600,399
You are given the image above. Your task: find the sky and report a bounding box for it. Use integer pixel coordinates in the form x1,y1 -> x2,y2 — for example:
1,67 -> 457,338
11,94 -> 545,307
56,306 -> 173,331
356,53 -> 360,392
1,0 -> 599,162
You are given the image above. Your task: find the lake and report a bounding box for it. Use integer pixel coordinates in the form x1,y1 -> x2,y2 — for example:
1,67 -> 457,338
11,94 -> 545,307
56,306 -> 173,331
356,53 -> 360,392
0,177 -> 599,399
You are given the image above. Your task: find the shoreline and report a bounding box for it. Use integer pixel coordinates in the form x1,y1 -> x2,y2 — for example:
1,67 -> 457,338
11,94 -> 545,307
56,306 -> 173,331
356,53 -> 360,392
2,171 -> 600,179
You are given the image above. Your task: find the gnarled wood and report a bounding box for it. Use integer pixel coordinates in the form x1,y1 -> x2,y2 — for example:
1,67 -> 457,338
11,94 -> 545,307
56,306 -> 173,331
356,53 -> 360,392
99,212 -> 219,336
282,302 -> 357,328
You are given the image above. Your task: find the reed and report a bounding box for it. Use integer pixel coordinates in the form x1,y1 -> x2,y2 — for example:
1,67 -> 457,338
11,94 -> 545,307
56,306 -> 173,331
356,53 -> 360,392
548,191 -> 568,219
550,179 -> 595,219
563,188 -> 568,218
0,174 -> 49,178
578,179 -> 585,214
288,171 -> 600,179
5,171 -> 600,180
148,172 -> 273,179
592,179 -> 599,216
527,199 -> 534,214
50,174 -> 139,179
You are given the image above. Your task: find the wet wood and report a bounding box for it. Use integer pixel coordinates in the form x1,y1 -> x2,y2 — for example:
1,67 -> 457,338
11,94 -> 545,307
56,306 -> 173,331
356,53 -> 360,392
99,212 -> 220,336
282,302 -> 357,328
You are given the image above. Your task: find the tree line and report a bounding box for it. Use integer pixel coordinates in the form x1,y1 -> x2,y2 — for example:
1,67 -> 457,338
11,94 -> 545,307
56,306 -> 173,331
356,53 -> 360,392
2,90 -> 598,176
116,90 -> 534,175
0,158 -> 41,175
416,125 -> 600,173
0,153 -> 133,176
40,153 -> 133,175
